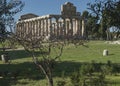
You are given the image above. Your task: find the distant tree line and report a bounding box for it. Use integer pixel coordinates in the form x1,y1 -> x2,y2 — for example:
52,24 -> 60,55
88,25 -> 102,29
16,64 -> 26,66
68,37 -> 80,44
83,0 -> 120,40
0,0 -> 24,51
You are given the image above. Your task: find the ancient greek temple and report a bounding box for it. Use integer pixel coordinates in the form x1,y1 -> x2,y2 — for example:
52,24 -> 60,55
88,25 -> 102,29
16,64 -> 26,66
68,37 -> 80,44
16,2 -> 86,39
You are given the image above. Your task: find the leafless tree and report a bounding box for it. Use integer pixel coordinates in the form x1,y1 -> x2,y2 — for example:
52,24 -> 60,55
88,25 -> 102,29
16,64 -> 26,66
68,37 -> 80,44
13,23 -> 86,86
13,27 -> 64,86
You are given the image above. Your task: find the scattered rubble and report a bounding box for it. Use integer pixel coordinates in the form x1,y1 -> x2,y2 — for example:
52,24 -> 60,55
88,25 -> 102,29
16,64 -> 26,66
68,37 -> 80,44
105,40 -> 120,44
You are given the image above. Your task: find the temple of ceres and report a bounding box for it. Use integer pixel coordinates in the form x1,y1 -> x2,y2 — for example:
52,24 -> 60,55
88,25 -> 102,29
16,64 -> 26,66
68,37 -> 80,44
16,2 -> 86,40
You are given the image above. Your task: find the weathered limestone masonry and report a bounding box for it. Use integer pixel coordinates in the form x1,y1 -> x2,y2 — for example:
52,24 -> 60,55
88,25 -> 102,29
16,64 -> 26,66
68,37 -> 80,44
16,2 -> 86,39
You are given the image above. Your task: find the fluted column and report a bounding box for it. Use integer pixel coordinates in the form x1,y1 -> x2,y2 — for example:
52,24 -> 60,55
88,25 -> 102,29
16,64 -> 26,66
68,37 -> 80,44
72,19 -> 75,35
41,19 -> 44,36
59,21 -> 62,36
22,22 -> 25,37
66,20 -> 69,36
29,21 -> 32,35
20,23 -> 23,37
25,22 -> 27,34
45,18 -> 48,36
55,18 -> 59,37
36,20 -> 38,37
48,18 -> 52,36
38,19 -> 41,36
63,18 -> 66,37
26,22 -> 28,35
53,23 -> 55,35
27,22 -> 29,34
39,19 -> 42,36
23,22 -> 25,34
31,21 -> 34,36
33,21 -> 36,37
70,19 -> 73,36
35,20 -> 38,37
76,19 -> 80,36
43,19 -> 45,36
76,19 -> 78,35
79,19 -> 82,36
46,18 -> 49,36
40,19 -> 42,36
82,19 -> 85,37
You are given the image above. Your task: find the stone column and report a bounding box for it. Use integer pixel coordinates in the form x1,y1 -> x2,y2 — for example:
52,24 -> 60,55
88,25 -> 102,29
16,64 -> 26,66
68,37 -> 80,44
31,21 -> 33,36
41,19 -> 44,36
33,21 -> 36,37
23,22 -> 25,34
70,19 -> 73,36
72,19 -> 75,35
26,22 -> 28,35
36,20 -> 39,37
38,19 -> 41,36
23,22 -> 25,37
46,18 -> 49,36
25,22 -> 27,35
19,23 -> 22,37
38,20 -> 40,37
79,19 -> 82,37
29,21 -> 32,35
44,18 -> 47,36
43,19 -> 45,36
27,22 -> 29,33
66,20 -> 69,37
40,19 -> 42,36
53,23 -> 55,35
55,18 -> 59,37
63,18 -> 66,37
48,18 -> 52,36
35,20 -> 38,37
59,21 -> 62,36
77,19 -> 81,36
82,19 -> 86,38
21,22 -> 23,35
75,19 -> 78,35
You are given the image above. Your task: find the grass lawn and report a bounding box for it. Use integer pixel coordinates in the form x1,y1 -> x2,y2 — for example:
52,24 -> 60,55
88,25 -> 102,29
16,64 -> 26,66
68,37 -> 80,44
0,41 -> 120,86
62,41 -> 120,63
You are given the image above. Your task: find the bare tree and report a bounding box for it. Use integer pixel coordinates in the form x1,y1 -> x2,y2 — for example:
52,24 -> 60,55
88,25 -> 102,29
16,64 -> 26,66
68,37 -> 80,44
13,23 -> 86,86
14,27 -> 64,86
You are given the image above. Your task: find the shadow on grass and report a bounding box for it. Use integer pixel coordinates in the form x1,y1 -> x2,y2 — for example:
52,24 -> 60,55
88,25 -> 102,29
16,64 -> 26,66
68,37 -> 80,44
0,62 -> 44,86
0,49 -> 45,60
0,50 -> 31,60
54,61 -> 82,77
0,61 -> 103,86
0,61 -> 86,86
0,60 -> 120,86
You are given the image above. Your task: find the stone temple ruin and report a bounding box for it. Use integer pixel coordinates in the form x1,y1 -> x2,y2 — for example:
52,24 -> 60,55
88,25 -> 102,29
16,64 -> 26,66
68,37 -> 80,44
16,2 -> 86,39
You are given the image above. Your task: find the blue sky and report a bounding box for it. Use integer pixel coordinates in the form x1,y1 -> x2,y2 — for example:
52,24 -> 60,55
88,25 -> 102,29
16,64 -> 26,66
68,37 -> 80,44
14,0 -> 95,20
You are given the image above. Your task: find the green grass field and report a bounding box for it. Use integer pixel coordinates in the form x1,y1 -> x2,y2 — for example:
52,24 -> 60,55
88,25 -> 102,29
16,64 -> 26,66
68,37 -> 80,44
61,41 -> 120,63
0,41 -> 120,86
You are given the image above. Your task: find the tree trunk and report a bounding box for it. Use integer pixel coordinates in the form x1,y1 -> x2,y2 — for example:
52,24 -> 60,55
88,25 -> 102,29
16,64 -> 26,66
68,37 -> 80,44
47,76 -> 53,86
34,60 -> 54,86
45,64 -> 53,86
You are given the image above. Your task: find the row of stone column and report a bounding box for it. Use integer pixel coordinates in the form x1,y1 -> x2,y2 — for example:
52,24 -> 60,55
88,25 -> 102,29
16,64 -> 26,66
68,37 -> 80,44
16,16 -> 85,39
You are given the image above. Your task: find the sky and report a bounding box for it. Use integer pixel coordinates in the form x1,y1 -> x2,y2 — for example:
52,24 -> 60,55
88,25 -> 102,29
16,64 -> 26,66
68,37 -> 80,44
14,0 -> 95,20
